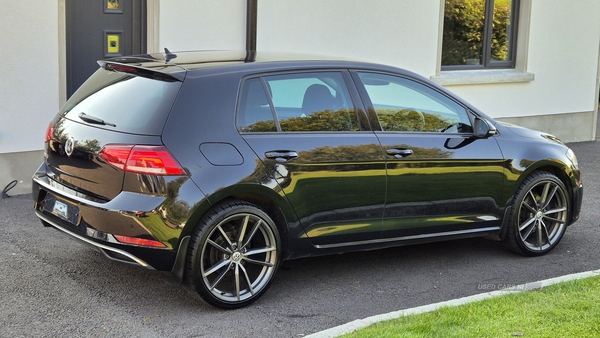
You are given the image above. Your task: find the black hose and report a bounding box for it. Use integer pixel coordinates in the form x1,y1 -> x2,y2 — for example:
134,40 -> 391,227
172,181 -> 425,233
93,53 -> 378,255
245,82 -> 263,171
1,180 -> 18,199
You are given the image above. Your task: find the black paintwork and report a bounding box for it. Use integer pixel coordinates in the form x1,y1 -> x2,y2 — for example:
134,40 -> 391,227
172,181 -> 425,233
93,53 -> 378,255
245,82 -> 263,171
32,50 -> 583,274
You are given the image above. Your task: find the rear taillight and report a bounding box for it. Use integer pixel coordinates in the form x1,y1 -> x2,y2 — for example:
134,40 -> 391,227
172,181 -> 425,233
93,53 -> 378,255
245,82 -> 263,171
99,145 -> 185,176
45,123 -> 54,143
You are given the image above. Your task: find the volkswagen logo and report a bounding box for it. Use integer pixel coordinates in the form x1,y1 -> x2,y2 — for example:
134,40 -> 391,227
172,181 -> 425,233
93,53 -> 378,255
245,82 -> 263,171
64,137 -> 75,157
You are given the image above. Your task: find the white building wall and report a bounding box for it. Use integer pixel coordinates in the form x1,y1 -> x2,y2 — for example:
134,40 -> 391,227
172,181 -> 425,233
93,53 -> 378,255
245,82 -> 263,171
155,0 -> 246,52
0,1 -> 59,195
257,0 -> 442,78
0,1 -> 59,153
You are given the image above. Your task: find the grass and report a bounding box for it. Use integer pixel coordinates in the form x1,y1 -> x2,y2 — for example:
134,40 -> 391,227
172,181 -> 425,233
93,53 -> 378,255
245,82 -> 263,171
341,275 -> 600,338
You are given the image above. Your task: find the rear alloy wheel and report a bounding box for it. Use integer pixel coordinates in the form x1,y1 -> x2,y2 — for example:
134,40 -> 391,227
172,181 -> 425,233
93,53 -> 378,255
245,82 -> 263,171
502,172 -> 569,256
186,201 -> 280,309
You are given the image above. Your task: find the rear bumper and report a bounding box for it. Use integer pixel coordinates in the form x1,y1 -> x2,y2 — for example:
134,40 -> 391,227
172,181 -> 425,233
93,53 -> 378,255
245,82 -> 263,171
32,163 -> 180,271
35,210 -> 156,269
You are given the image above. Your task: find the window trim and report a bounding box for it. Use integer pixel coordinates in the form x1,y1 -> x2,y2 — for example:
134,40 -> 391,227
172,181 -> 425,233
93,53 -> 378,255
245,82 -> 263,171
440,0 -> 521,71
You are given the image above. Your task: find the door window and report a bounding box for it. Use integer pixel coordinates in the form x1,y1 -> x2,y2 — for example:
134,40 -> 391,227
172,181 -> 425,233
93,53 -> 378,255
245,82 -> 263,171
237,72 -> 359,132
358,72 -> 473,133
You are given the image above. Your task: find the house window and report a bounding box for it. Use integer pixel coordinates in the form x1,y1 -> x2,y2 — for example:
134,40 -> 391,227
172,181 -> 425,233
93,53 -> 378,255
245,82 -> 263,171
442,0 -> 520,70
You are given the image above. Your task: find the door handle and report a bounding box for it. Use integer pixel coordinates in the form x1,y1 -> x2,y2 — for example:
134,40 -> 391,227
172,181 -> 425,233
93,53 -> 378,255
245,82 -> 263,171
386,148 -> 414,158
265,151 -> 299,162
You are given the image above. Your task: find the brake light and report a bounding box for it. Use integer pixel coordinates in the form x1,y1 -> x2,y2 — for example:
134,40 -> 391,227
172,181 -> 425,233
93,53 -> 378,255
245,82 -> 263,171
99,145 -> 185,176
105,63 -> 139,74
113,235 -> 166,248
45,123 -> 54,143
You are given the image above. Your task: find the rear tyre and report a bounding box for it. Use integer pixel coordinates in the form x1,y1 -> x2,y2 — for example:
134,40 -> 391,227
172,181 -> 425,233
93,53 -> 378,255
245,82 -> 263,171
186,200 -> 281,309
502,172 -> 569,256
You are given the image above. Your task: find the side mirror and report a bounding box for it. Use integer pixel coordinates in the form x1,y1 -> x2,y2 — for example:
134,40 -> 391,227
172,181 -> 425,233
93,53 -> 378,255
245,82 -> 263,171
473,117 -> 497,138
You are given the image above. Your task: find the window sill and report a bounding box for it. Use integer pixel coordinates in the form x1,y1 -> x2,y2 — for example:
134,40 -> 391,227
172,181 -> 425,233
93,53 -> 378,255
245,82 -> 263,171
430,69 -> 535,86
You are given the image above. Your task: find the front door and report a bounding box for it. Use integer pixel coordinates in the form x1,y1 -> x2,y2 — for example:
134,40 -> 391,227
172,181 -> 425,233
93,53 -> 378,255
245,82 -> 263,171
66,0 -> 146,97
353,71 -> 506,240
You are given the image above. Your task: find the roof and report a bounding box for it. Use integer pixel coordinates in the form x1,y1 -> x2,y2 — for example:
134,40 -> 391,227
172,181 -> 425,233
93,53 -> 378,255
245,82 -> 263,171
104,49 -> 399,70
100,49 -> 418,84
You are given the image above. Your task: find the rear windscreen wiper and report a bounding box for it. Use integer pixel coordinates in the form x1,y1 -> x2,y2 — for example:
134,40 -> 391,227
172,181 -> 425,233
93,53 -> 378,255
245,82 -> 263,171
78,112 -> 116,127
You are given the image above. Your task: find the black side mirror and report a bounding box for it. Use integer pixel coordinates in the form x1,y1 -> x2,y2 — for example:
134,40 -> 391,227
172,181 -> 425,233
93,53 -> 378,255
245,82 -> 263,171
473,117 -> 497,138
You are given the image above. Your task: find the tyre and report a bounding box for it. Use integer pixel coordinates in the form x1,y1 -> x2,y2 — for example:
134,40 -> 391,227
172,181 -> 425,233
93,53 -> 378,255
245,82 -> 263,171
502,172 -> 569,256
186,200 -> 281,309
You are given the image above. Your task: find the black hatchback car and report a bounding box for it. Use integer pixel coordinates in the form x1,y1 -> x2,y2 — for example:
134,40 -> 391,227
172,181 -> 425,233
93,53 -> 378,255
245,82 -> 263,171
33,50 -> 583,309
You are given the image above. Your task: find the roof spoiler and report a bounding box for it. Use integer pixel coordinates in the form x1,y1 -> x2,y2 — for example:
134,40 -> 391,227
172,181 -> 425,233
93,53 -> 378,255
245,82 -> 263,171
98,61 -> 184,82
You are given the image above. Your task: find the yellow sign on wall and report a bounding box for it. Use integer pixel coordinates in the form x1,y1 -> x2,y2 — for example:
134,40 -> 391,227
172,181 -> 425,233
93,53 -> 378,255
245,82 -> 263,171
107,35 -> 120,54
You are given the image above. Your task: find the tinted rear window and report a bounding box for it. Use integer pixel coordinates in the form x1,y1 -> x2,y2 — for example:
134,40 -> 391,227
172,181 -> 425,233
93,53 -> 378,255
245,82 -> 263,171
61,68 -> 182,135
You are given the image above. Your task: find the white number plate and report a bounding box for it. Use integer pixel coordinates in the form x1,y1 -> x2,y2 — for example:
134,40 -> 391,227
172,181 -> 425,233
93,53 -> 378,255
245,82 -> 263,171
53,200 -> 69,220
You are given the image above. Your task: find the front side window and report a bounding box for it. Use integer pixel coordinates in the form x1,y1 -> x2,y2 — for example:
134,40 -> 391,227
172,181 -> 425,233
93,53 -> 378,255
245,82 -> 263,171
358,72 -> 473,133
237,72 -> 359,132
442,0 -> 520,70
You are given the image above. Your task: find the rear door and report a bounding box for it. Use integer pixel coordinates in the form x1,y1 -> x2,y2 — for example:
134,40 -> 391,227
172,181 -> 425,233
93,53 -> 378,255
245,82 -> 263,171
352,71 -> 506,240
238,71 -> 386,246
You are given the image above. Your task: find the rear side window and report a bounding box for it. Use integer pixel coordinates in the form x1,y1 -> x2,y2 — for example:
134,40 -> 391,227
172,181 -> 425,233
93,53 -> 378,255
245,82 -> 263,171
237,78 -> 277,132
61,68 -> 182,135
237,72 -> 359,132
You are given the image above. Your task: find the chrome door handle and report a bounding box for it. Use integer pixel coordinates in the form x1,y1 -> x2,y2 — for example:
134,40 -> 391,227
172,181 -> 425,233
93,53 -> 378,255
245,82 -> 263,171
386,148 -> 414,158
265,151 -> 299,162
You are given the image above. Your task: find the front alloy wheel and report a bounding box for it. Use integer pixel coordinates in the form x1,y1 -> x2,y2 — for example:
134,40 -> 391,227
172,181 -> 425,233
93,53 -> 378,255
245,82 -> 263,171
187,201 -> 280,309
502,172 -> 569,256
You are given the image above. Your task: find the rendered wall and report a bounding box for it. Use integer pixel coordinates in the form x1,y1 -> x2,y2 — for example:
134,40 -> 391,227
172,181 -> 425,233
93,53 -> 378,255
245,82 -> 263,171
155,0 -> 246,52
257,0 -> 442,78
0,1 -> 59,195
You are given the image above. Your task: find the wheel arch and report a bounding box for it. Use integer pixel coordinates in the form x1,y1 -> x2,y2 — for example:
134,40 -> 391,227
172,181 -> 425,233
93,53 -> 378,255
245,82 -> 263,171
516,160 -> 573,193
180,183 -> 298,254
168,184 -> 297,287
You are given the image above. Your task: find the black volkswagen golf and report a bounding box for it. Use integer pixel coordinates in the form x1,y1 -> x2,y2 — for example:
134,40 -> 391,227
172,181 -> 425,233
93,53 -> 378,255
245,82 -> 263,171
33,50 -> 583,309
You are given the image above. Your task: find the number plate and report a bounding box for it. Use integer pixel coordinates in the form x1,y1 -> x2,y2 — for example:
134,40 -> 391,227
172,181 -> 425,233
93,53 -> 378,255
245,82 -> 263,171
43,194 -> 81,225
53,200 -> 69,219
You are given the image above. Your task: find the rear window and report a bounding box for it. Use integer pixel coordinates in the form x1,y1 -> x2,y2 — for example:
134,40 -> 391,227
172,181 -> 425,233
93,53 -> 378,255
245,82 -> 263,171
61,68 -> 182,135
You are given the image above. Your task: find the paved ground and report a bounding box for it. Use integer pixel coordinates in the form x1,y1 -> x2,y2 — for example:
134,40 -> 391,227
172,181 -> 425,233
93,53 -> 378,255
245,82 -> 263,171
1,140 -> 598,338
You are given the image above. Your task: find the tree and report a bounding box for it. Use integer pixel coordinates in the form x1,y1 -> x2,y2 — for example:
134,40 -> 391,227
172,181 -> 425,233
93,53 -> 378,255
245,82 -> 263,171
442,0 -> 512,66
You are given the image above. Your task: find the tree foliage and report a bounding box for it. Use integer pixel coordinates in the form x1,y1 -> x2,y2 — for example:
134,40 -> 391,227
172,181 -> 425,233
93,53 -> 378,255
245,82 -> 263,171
240,109 -> 360,132
376,109 -> 457,132
442,0 -> 512,66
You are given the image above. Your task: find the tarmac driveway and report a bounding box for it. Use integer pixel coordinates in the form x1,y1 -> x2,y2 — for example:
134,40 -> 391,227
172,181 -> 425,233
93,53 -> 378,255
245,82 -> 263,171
1,140 -> 598,337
